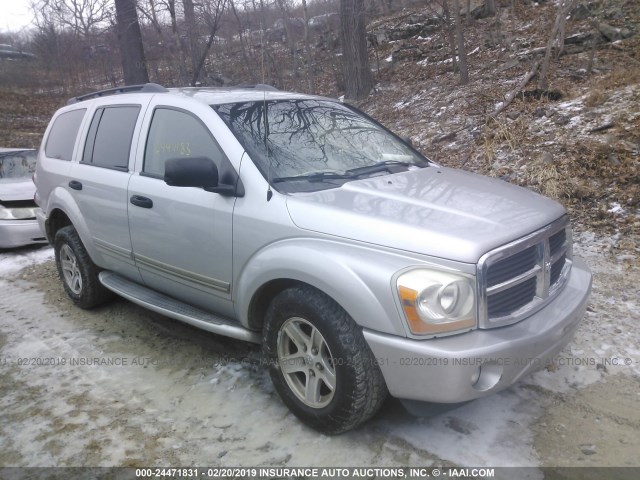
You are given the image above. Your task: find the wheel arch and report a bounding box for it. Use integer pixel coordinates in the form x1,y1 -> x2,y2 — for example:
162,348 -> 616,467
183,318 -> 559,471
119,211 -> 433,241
45,208 -> 72,243
237,239 -> 408,337
43,187 -> 100,264
247,278 -> 319,331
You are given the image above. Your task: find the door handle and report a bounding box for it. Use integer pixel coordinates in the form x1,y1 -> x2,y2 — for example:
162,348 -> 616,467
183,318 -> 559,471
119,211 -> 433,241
68,180 -> 82,190
130,195 -> 153,209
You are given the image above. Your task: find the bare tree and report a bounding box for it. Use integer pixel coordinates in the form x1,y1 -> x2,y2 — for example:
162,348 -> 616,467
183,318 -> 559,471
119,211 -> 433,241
538,0 -> 575,90
166,0 -> 189,83
137,0 -> 166,40
441,0 -> 458,73
275,0 -> 299,75
33,0 -> 110,37
114,0 -> 149,84
183,0 -> 200,80
190,0 -> 227,85
340,0 -> 373,100
452,0 -> 468,84
228,0 -> 255,82
301,0 -> 315,93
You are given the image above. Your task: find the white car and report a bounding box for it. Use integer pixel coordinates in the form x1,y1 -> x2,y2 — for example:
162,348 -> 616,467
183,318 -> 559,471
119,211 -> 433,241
0,148 -> 47,248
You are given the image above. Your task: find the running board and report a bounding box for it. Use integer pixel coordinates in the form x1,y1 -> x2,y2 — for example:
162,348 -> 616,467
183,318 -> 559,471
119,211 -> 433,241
99,271 -> 261,344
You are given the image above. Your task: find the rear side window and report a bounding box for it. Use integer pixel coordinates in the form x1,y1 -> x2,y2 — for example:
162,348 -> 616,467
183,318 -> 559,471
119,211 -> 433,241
44,109 -> 86,161
143,107 -> 226,177
82,105 -> 141,170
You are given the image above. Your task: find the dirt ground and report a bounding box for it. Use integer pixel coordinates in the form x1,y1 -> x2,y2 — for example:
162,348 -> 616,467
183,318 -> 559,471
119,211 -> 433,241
0,231 -> 638,471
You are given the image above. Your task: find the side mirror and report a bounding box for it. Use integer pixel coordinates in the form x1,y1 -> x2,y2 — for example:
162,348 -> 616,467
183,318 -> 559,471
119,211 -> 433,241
164,156 -> 241,197
165,157 -> 218,188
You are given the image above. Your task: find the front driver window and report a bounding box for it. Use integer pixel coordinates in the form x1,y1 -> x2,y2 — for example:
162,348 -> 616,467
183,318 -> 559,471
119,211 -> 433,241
143,107 -> 226,178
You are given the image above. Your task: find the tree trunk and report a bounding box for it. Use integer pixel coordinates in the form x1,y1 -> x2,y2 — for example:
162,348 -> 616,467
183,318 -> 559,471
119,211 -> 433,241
484,0 -> 496,17
340,0 -> 374,101
183,0 -> 201,85
452,0 -> 469,84
538,0 -> 574,90
167,0 -> 188,84
275,0 -> 298,77
442,0 -> 458,73
301,0 -> 315,93
190,0 -> 226,86
114,0 -> 149,85
229,0 -> 255,82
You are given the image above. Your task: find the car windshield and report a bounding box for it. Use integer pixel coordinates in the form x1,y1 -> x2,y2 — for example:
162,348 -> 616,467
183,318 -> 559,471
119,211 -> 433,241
0,150 -> 37,180
214,99 -> 429,192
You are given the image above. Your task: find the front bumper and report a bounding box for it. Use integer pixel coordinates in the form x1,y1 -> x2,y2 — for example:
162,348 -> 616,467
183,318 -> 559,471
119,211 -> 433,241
0,219 -> 48,249
364,257 -> 592,403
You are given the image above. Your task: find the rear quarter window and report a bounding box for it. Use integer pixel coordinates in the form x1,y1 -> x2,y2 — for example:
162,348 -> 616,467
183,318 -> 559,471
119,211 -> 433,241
44,109 -> 86,161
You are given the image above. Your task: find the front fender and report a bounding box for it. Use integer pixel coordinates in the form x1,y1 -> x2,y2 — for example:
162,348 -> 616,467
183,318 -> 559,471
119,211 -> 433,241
236,238 -> 427,336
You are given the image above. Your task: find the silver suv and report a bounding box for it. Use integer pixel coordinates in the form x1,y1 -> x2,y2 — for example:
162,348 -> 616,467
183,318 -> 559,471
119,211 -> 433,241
35,84 -> 592,433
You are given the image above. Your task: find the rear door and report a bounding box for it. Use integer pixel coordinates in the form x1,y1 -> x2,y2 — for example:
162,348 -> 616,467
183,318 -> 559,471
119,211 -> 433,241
127,97 -> 236,317
68,102 -> 146,282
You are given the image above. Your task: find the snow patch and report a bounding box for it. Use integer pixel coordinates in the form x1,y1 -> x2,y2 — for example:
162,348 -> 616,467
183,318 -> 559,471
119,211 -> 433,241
389,385 -> 545,468
0,246 -> 53,276
608,203 -> 625,214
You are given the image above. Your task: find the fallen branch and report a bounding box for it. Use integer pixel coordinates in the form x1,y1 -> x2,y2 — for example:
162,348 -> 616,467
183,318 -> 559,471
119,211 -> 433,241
589,122 -> 615,133
432,120 -> 470,144
490,59 -> 541,117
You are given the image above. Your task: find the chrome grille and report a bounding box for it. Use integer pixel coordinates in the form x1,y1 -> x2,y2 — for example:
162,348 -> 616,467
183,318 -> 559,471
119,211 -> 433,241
487,277 -> 537,318
478,216 -> 572,329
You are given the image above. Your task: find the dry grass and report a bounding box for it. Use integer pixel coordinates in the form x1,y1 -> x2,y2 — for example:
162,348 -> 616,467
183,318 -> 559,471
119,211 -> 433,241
482,116 -> 529,170
600,65 -> 640,90
526,163 -> 567,200
584,87 -> 608,107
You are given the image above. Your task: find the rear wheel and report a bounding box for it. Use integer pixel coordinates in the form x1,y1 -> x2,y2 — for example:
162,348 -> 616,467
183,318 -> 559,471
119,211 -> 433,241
54,226 -> 112,309
263,285 -> 387,434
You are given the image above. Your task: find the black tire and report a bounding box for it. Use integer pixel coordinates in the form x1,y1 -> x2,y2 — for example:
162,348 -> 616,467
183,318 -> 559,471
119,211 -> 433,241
263,285 -> 387,434
54,225 -> 113,309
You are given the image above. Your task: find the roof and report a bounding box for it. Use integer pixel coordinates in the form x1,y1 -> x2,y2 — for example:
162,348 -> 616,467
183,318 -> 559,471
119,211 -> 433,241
66,83 -> 334,106
170,87 -> 331,106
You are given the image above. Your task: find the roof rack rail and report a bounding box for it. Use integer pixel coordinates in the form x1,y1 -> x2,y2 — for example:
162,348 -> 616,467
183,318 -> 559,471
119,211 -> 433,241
237,84 -> 278,92
67,83 -> 168,105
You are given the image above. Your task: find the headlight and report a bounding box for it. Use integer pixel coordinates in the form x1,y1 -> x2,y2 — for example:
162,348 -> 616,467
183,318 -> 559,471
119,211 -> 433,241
0,205 -> 37,220
396,269 -> 476,335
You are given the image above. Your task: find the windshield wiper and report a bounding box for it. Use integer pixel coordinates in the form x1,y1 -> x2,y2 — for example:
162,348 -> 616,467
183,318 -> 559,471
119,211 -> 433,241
273,171 -> 356,183
272,160 -> 428,185
346,160 -> 424,178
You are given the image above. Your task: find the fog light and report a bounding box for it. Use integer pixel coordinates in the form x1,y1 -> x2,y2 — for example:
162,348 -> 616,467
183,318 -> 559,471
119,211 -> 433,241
471,362 -> 503,391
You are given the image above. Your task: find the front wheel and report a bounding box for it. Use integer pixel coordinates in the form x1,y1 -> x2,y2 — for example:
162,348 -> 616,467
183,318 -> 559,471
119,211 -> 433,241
54,225 -> 112,309
263,286 -> 387,434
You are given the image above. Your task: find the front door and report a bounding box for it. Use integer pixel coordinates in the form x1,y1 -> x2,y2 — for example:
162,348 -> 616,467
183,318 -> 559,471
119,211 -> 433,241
127,104 -> 235,317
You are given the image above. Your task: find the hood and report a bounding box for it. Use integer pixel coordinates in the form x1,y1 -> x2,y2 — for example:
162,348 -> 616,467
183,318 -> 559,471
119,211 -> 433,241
0,178 -> 36,202
285,167 -> 566,264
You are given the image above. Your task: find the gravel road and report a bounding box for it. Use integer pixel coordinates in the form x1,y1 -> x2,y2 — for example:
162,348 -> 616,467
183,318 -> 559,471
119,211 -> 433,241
1,233 -> 638,473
